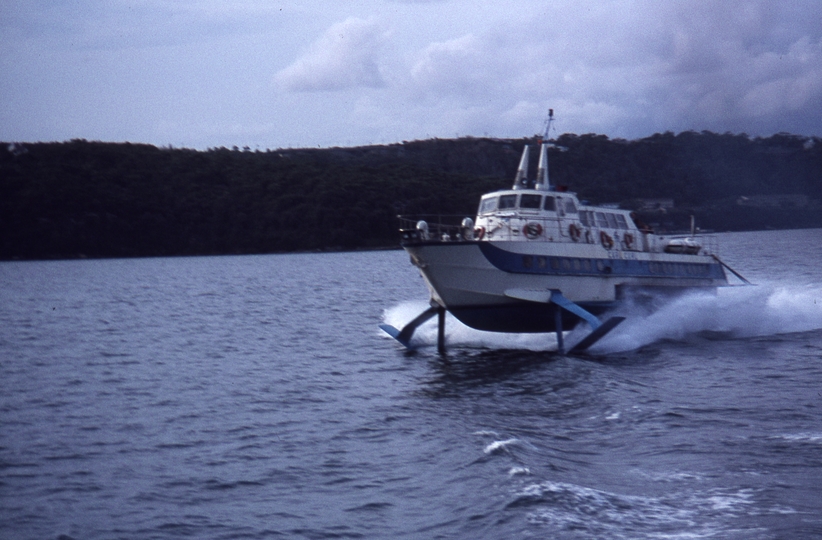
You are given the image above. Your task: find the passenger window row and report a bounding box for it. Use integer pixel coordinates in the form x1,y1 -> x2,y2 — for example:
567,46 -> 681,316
521,256 -> 606,272
579,210 -> 629,230
522,256 -> 714,276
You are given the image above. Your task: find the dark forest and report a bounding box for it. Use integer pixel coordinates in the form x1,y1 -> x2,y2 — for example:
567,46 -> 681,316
2,131 -> 820,259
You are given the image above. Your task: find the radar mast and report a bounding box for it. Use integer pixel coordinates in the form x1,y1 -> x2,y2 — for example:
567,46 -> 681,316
535,109 -> 554,191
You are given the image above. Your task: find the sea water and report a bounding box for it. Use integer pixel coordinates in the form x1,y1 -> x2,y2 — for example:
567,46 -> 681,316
1,229 -> 821,539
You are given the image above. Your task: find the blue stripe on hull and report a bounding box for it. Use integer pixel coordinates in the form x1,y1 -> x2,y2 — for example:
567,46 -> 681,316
478,242 -> 725,281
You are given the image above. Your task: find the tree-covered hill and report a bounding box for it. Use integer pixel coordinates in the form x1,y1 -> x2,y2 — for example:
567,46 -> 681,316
1,131 -> 820,260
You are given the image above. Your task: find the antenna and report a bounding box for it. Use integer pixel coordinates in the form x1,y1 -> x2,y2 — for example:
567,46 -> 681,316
542,108 -> 555,141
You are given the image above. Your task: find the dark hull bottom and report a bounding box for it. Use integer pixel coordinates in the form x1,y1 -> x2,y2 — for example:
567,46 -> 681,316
446,285 -> 715,333
448,302 -> 616,333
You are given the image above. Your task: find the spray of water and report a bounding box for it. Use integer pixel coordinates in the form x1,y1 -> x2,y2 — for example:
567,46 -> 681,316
382,283 -> 822,354
594,282 -> 822,353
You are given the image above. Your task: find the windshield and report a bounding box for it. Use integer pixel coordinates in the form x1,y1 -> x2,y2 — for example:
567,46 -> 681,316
520,194 -> 542,209
498,195 -> 518,209
478,197 -> 498,214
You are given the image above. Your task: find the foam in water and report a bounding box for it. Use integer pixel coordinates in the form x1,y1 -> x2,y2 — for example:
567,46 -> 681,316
509,466 -> 530,476
382,282 -> 822,353
771,432 -> 822,444
484,438 -> 519,455
513,480 -> 759,539
594,282 -> 822,353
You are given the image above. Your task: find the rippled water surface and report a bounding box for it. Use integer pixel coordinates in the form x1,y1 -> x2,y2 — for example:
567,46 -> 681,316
2,229 -> 822,539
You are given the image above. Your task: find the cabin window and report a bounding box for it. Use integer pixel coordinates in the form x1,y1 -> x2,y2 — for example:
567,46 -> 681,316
565,200 -> 578,214
520,194 -> 542,209
499,194 -> 518,209
543,196 -> 556,211
605,214 -> 617,229
479,197 -> 497,214
595,212 -> 609,228
616,214 -> 629,229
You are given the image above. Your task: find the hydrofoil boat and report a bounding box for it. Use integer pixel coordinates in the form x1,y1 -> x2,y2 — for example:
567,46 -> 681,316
381,115 -> 748,353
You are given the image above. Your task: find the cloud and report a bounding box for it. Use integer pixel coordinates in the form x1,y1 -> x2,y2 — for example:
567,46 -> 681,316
393,0 -> 822,138
734,37 -> 822,116
274,17 -> 387,92
617,4 -> 820,133
2,0 -> 821,148
410,34 -> 484,95
287,1 -> 822,142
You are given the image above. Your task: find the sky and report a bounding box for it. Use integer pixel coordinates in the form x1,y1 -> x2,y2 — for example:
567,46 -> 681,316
2,0 -> 821,150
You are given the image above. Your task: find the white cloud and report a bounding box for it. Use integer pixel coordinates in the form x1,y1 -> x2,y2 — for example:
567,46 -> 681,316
737,37 -> 822,117
410,34 -> 483,94
274,17 -> 388,92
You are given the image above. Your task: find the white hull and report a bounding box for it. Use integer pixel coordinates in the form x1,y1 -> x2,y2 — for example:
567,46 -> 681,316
408,240 -> 725,302
403,239 -> 726,333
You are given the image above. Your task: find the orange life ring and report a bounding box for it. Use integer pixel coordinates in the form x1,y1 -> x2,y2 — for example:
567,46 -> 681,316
524,222 -> 543,239
600,231 -> 614,249
624,233 -> 634,249
569,223 -> 581,242
474,226 -> 485,240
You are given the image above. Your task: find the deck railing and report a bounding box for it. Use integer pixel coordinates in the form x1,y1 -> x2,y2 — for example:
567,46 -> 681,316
397,215 -> 474,242
397,214 -> 720,256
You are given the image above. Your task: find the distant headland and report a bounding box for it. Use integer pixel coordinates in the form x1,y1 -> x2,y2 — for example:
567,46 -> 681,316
2,132 -> 820,260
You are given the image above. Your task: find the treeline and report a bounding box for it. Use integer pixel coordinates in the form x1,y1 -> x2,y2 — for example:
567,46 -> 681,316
1,131 -> 820,260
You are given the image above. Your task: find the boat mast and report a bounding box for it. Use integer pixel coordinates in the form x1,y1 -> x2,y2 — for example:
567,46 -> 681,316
512,144 -> 530,190
513,108 -> 555,191
535,143 -> 549,191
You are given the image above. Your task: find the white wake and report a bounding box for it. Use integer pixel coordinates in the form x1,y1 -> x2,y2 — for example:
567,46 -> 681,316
382,283 -> 822,354
595,282 -> 822,353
